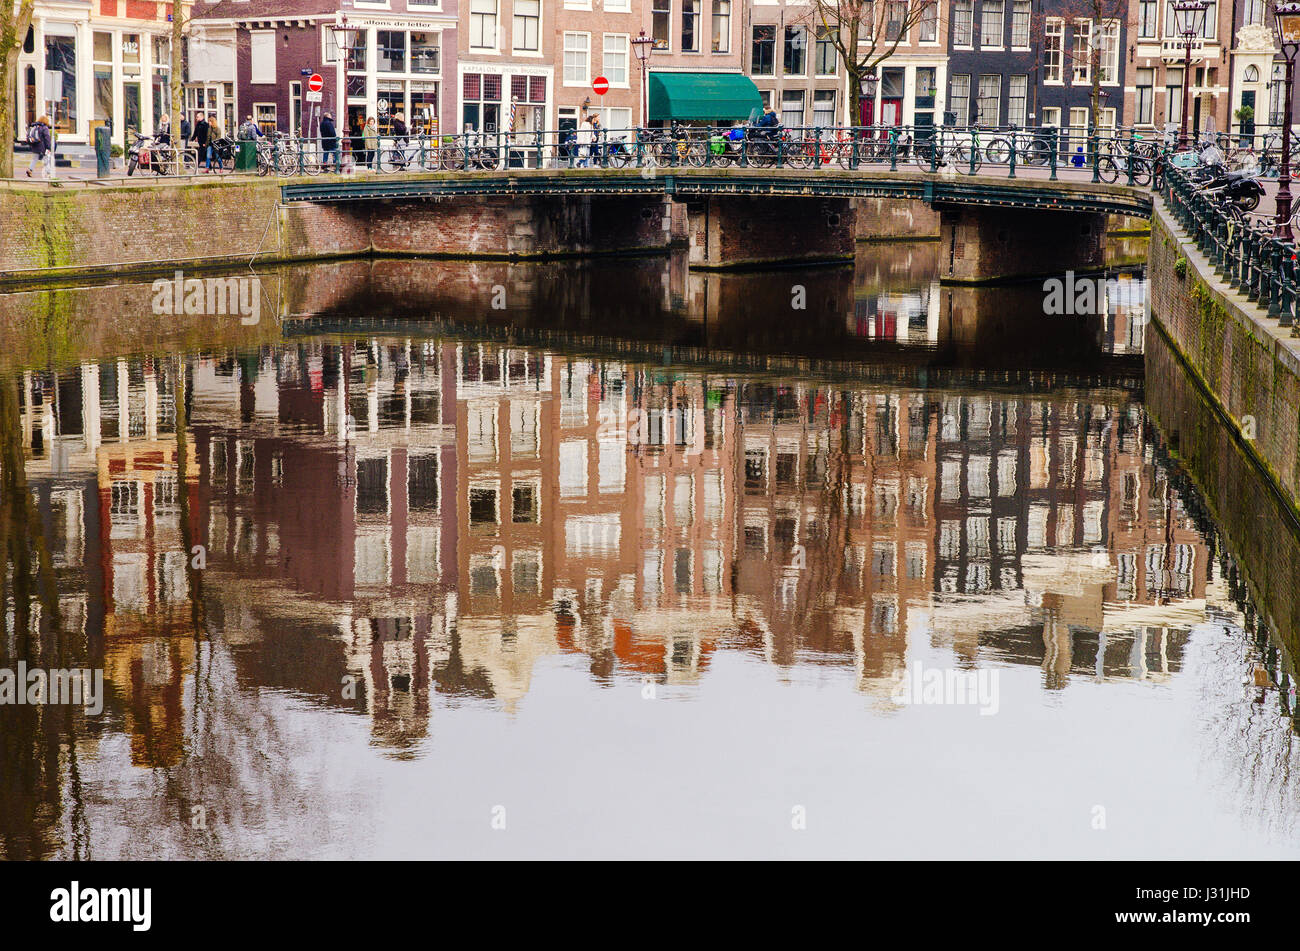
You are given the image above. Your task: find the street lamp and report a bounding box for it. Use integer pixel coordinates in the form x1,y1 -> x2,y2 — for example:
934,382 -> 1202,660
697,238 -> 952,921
1273,2 -> 1300,241
1171,0 -> 1208,149
633,30 -> 655,128
860,70 -> 879,127
328,14 -> 359,135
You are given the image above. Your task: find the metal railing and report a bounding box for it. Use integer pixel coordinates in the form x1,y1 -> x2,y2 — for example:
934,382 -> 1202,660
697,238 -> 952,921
256,125 -> 1171,186
1162,164 -> 1298,332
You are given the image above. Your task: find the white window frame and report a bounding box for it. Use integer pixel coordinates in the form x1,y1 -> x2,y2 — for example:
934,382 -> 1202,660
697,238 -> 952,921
250,30 -> 276,85
603,33 -> 630,87
980,0 -> 1005,49
1010,0 -> 1031,48
512,0 -> 541,54
1072,19 -> 1092,85
1099,18 -> 1120,85
976,72 -> 1001,126
1044,19 -> 1064,85
712,0 -> 732,53
952,0 -> 974,47
469,0 -> 499,52
563,31 -> 591,86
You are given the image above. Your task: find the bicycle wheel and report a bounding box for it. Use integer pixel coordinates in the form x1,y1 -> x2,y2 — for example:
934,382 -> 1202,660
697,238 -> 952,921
913,145 -> 937,171
985,138 -> 1012,164
1093,156 -> 1118,184
378,149 -> 407,173
785,142 -> 815,169
1130,158 -> 1153,187
439,147 -> 464,170
275,151 -> 301,176
650,141 -> 675,167
608,147 -> 632,168
1022,141 -> 1050,166
685,141 -> 707,167
955,148 -> 982,174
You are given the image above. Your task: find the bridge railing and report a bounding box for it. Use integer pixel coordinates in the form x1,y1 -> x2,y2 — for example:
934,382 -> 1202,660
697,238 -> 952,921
1161,164 -> 1298,331
267,125 -> 1172,185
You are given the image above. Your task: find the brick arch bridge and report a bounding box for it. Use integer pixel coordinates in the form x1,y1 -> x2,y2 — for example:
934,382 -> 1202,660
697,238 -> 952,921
279,168 -> 1153,281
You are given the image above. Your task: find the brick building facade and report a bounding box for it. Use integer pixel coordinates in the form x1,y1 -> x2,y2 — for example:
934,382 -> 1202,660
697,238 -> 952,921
190,0 -> 457,140
11,0 -> 192,146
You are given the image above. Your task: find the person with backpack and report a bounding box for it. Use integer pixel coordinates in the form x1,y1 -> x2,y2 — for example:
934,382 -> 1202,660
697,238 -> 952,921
26,116 -> 53,179
237,115 -> 262,141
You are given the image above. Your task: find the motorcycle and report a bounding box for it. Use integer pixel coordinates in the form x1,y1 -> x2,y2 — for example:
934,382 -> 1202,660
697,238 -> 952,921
1196,162 -> 1264,212
126,129 -> 155,176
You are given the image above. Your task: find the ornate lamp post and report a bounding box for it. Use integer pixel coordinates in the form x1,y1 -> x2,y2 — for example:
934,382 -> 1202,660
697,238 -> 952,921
328,14 -> 359,136
633,31 -> 655,128
860,70 -> 879,128
1273,2 -> 1300,241
1171,0 -> 1208,149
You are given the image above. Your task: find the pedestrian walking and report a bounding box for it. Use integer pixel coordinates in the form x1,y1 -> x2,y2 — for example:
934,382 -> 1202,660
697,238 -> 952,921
206,113 -> 225,170
193,113 -> 211,171
578,116 -> 595,167
364,117 -> 379,169
321,111 -> 341,172
25,115 -> 54,179
590,113 -> 604,166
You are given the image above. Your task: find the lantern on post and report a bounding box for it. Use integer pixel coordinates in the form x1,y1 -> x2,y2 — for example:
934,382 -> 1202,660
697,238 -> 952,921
1171,0 -> 1208,149
1273,2 -> 1300,241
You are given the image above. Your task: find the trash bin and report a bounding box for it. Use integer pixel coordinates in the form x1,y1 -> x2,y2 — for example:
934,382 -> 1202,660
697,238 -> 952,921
235,140 -> 257,172
94,125 -> 111,178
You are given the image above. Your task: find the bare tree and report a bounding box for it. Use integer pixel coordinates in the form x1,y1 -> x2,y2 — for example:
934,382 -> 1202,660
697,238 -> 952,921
805,0 -> 941,125
0,0 -> 35,179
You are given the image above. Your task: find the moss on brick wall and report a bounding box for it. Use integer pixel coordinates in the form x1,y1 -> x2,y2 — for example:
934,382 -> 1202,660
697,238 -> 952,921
1150,208 -> 1300,517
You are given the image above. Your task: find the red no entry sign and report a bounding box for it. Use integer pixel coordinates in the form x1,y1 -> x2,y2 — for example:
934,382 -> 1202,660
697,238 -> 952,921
308,73 -> 324,93
593,76 -> 609,95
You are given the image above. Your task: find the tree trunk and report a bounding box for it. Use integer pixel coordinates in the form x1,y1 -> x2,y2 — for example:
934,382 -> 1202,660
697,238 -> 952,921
847,66 -> 864,127
171,1 -> 185,172
0,3 -> 36,180
0,46 -> 20,179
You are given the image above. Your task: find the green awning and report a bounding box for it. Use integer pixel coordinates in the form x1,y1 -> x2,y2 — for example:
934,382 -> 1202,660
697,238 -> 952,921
648,72 -> 763,122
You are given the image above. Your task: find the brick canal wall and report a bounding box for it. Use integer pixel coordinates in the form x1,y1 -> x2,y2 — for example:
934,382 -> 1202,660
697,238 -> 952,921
1148,202 -> 1300,517
0,179 -> 677,285
853,199 -> 1147,243
1145,323 -> 1300,665
0,179 -> 365,283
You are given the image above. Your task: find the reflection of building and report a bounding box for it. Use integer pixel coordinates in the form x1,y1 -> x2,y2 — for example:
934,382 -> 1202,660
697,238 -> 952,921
10,330 -> 1224,758
927,393 -> 1208,685
16,359 -> 199,767
732,383 -> 936,696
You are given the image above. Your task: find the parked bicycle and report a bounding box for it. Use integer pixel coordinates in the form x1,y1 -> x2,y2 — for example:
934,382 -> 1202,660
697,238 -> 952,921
913,129 -> 982,173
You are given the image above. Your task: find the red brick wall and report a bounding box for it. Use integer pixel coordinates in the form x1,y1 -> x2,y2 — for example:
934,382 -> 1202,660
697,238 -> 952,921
125,0 -> 157,20
0,179 -> 370,281
1149,205 -> 1300,512
0,181 -> 675,283
688,196 -> 856,268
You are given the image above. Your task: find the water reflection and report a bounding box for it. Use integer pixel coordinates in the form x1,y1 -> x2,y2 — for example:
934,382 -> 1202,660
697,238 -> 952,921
3,250 -> 1298,859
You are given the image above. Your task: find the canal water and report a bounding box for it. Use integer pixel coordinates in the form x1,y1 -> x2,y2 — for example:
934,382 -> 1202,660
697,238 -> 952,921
2,243 -> 1299,860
